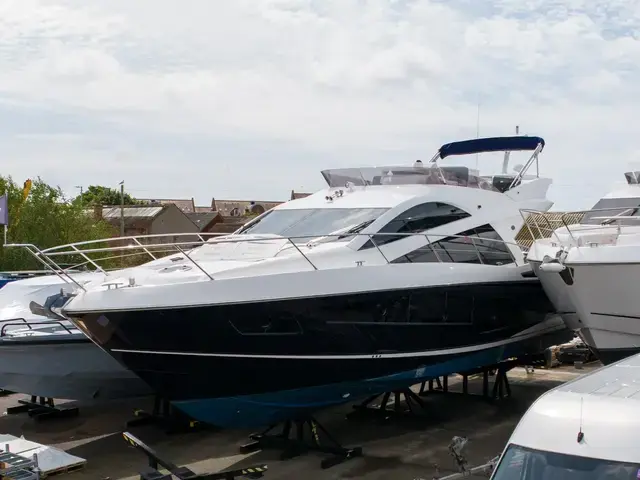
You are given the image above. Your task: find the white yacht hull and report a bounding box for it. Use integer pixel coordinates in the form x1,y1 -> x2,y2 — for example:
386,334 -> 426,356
529,260 -> 581,331
0,335 -> 153,400
565,262 -> 640,364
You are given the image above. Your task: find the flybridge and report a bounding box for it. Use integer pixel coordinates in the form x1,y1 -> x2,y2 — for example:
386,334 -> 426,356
321,135 -> 546,194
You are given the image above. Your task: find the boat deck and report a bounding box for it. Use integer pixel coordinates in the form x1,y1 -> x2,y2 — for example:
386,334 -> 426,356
0,363 -> 600,479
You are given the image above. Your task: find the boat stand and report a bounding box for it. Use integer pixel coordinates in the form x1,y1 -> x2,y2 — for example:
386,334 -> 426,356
125,396 -> 207,434
348,388 -> 429,421
349,358 -> 535,423
6,396 -> 79,421
122,431 -> 268,480
240,417 -> 363,469
418,357 -> 537,402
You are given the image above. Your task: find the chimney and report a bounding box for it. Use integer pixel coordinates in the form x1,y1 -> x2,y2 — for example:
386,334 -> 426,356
93,204 -> 103,220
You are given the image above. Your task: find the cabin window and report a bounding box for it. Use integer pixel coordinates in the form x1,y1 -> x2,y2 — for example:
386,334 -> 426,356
318,289 -> 473,325
228,317 -> 302,335
407,290 -> 473,324
237,208 -> 388,244
581,197 -> 640,225
360,202 -> 470,249
392,224 -> 514,265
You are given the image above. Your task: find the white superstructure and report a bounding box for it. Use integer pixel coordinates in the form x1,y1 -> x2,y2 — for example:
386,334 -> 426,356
60,137 -> 554,316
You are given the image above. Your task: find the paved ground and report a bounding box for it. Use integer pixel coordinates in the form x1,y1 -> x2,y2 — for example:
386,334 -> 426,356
0,362 -> 601,480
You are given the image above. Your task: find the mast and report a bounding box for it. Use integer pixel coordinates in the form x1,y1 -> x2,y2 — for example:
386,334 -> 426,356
502,125 -> 519,174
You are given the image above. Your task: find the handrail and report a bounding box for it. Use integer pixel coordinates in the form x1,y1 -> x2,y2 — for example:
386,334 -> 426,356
0,317 -> 28,329
4,243 -> 90,291
0,270 -> 59,276
5,230 -> 526,288
508,142 -> 544,189
39,232 -> 226,255
0,320 -> 74,337
3,232 -> 230,291
520,206 -> 640,248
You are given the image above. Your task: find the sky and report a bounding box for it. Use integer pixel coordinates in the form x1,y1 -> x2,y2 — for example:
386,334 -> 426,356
1,0 -> 640,210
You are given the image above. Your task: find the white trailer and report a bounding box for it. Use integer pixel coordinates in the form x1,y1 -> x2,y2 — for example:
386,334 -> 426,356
489,354 -> 640,479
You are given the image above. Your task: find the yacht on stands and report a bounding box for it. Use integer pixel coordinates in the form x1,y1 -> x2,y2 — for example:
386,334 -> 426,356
58,135 -> 571,428
526,170 -> 640,365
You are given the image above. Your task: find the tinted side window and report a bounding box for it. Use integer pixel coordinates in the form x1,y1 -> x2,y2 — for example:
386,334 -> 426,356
229,317 -> 302,335
361,202 -> 470,249
581,197 -> 640,225
392,224 -> 514,266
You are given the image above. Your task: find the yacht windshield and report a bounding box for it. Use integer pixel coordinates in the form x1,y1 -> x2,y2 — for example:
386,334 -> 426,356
237,208 -> 389,244
581,198 -> 640,225
492,444 -> 640,480
321,166 -> 500,192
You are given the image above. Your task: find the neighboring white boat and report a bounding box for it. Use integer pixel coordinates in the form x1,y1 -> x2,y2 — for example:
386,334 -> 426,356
525,171 -> 640,365
0,233 -> 219,399
55,135 -> 573,428
0,321 -> 153,400
490,353 -> 640,478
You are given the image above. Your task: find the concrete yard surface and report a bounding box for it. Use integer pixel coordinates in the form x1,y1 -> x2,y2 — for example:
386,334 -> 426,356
0,363 -> 601,479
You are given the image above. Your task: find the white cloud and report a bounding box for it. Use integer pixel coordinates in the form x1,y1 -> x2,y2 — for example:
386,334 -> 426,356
0,0 -> 638,208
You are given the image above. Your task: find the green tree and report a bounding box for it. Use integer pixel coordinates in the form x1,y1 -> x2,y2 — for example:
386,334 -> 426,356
0,176 -> 116,271
72,185 -> 142,207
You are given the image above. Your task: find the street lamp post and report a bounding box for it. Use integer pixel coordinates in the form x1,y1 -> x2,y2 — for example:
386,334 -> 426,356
119,181 -> 124,238
75,186 -> 83,207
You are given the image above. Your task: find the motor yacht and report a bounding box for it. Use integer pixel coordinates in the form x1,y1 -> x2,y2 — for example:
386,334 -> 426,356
525,171 -> 640,365
59,135 -> 571,428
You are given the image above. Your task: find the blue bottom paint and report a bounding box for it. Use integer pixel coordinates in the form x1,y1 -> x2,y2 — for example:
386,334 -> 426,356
174,346 -> 511,428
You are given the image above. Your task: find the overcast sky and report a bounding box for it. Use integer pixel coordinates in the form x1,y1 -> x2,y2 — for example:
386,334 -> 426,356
1,0 -> 639,210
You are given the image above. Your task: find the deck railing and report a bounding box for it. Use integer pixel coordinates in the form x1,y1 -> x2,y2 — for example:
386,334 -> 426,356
0,320 -> 75,337
520,206 -> 640,247
5,230 -> 527,291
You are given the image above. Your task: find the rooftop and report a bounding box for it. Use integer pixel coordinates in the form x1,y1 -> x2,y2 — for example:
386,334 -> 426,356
139,198 -> 196,213
186,212 -> 221,231
557,353 -> 640,398
509,354 -> 640,463
100,206 -> 164,219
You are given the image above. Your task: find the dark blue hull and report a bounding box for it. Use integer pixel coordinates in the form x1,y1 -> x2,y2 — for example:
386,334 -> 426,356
173,328 -> 568,428
173,346 -> 503,428
67,280 -> 571,428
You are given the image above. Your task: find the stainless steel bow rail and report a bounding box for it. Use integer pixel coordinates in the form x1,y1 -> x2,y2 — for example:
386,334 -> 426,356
3,232 -> 227,291
122,431 -> 268,480
4,230 -> 526,291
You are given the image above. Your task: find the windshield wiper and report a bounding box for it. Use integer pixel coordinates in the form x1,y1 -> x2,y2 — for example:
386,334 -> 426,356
337,219 -> 376,239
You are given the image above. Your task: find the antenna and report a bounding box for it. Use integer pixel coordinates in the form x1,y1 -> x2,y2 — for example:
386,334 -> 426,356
475,100 -> 480,170
577,396 -> 585,443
